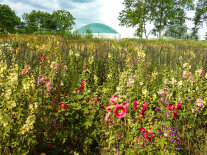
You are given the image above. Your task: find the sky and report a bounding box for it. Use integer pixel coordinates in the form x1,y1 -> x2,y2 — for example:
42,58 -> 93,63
0,0 -> 206,39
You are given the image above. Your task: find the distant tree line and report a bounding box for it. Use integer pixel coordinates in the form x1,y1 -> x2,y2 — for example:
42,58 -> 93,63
0,4 -> 75,34
119,0 -> 207,40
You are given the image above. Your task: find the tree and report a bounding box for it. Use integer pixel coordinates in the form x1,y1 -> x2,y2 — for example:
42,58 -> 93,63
0,4 -> 20,33
119,0 -> 152,39
51,10 -> 75,32
150,0 -> 193,38
23,10 -> 40,33
164,9 -> 188,39
192,0 -> 207,37
119,0 -> 194,38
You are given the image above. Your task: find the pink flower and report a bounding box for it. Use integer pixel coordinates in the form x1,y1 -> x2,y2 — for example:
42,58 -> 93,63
149,131 -> 154,138
201,68 -> 205,76
105,113 -> 111,124
133,100 -> 138,111
191,108 -> 195,113
110,94 -> 119,105
164,133 -> 167,138
64,65 -> 68,70
60,62 -> 63,67
106,106 -> 112,112
188,72 -> 192,79
76,89 -> 80,94
46,82 -> 53,92
196,98 -> 203,107
123,101 -> 129,109
113,104 -> 127,118
182,71 -> 187,79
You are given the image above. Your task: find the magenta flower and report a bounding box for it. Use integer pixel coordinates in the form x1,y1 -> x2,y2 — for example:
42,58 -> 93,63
140,127 -> 145,132
173,111 -> 178,119
140,102 -> 147,119
143,132 -> 148,138
133,100 -> 138,111
113,104 -> 127,118
110,94 -> 119,105
168,103 -> 175,111
156,106 -> 161,111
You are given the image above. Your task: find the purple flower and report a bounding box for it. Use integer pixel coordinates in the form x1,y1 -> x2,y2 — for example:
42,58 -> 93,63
165,112 -> 169,116
109,122 -> 113,126
118,134 -> 123,138
156,106 -> 161,111
164,100 -> 169,107
176,148 -> 181,150
158,129 -> 163,134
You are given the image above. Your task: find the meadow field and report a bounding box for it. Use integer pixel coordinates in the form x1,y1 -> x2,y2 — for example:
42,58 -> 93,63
0,34 -> 207,154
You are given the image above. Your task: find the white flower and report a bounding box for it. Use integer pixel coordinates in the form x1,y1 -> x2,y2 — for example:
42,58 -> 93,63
178,80 -> 183,86
183,63 -> 188,68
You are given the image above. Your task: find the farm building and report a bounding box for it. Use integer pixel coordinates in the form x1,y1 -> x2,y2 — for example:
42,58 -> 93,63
77,23 -> 121,39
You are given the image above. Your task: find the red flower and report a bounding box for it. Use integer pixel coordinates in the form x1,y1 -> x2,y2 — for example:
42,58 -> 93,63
47,142 -> 53,147
173,111 -> 178,119
168,103 -> 174,111
85,98 -> 89,103
40,54 -> 45,61
64,105 -> 69,110
61,102 -> 65,107
176,103 -> 181,111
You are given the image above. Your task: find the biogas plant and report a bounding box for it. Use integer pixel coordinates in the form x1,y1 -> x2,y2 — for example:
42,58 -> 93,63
77,23 -> 121,39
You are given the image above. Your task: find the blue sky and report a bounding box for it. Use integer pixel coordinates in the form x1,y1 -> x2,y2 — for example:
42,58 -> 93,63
0,0 -> 206,39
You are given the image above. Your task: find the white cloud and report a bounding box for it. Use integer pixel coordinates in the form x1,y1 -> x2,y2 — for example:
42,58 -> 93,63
99,0 -> 136,38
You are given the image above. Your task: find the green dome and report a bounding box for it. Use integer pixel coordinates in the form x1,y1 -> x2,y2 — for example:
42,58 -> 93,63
78,23 -> 118,34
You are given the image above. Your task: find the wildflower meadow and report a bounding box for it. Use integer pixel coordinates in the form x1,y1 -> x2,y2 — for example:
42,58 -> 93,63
0,34 -> 207,154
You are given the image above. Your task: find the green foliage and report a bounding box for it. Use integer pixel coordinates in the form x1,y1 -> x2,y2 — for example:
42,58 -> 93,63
193,0 -> 207,34
0,4 -> 20,33
119,0 -> 152,38
0,34 -> 207,154
51,10 -> 75,33
119,0 -> 194,38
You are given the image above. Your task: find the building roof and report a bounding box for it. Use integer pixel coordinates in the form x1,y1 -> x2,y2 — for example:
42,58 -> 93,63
78,23 -> 118,34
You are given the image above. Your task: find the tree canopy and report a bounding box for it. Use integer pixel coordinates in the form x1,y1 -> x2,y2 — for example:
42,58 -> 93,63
119,0 -> 194,38
0,4 -> 20,33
